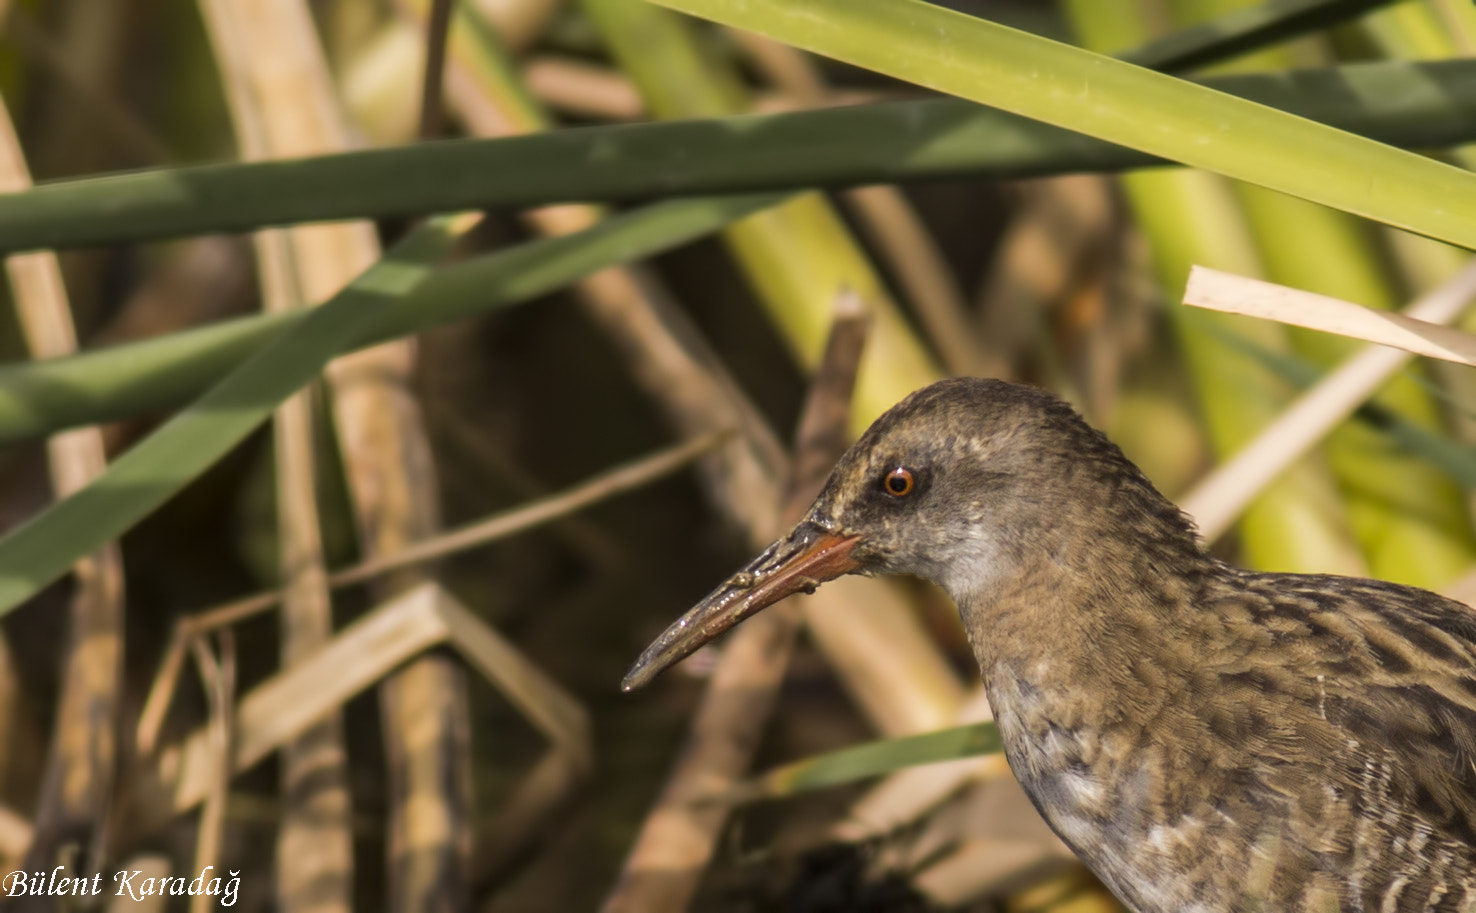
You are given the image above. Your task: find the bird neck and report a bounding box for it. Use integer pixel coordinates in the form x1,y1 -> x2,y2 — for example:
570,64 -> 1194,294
953,505 -> 1217,694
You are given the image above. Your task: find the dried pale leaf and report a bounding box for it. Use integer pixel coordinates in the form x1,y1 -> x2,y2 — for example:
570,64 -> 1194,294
1180,262 -> 1476,542
1185,265 -> 1476,366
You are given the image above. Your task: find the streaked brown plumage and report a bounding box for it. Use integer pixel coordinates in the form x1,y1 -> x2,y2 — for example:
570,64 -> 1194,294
625,378 -> 1476,912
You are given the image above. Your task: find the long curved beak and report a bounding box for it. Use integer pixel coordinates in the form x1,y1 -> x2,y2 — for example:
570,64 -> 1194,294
622,523 -> 862,691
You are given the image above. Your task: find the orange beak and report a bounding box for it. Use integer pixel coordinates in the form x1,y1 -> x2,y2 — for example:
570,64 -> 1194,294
622,524 -> 862,691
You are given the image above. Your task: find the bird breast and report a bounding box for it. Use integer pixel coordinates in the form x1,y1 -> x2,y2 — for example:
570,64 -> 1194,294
985,659 -> 1223,913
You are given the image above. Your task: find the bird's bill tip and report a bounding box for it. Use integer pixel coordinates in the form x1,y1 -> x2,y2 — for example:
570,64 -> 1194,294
622,527 -> 862,691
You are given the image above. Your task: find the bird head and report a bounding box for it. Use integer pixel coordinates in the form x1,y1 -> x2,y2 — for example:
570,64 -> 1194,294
621,377 -> 1194,691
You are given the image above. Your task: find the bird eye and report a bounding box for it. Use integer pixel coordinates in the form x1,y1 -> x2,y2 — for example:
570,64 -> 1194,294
883,467 -> 915,497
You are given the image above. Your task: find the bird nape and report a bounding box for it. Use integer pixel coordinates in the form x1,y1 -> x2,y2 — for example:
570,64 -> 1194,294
624,377 -> 1476,913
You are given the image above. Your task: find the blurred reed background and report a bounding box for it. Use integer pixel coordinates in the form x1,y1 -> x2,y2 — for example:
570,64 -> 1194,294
0,0 -> 1473,911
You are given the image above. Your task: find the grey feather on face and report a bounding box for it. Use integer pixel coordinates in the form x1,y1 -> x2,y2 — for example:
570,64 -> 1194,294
803,378 -> 1197,608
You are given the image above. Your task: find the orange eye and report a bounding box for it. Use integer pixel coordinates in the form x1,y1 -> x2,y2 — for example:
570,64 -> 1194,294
884,467 -> 914,497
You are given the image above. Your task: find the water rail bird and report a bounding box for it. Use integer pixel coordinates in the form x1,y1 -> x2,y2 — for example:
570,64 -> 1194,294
624,377 -> 1476,913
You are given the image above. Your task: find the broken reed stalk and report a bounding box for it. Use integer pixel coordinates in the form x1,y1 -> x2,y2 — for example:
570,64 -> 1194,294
600,292 -> 870,913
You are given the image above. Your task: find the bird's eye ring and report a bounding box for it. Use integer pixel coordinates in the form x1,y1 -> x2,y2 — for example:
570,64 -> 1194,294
883,467 -> 915,497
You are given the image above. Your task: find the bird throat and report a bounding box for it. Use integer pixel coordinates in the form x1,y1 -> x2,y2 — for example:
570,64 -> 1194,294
957,526 -> 1229,909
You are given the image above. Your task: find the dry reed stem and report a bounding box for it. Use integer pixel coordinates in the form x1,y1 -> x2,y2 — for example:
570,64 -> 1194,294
209,0 -> 480,907
257,216 -> 352,913
417,0 -> 454,139
601,292 -> 870,913
314,146 -> 472,913
0,86 -> 124,879
197,1 -> 357,907
270,380 -> 354,913
135,433 -> 724,758
523,56 -> 644,120
187,632 -> 235,913
1181,263 -> 1476,544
